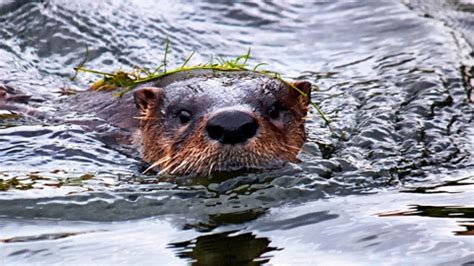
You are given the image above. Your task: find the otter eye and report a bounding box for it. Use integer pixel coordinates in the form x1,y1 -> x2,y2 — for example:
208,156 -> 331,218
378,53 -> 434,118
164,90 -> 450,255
178,109 -> 192,124
268,104 -> 281,119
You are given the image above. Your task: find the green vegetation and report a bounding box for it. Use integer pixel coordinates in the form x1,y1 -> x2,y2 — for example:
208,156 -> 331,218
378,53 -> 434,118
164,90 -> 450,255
0,111 -> 21,120
0,172 -> 96,191
0,178 -> 32,191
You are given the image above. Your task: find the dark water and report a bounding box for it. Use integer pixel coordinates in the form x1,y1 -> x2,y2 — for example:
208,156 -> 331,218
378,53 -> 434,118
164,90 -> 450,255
1,0 -> 474,264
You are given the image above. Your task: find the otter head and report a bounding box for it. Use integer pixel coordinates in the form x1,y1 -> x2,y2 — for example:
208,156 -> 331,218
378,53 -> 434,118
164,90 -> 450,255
133,71 -> 311,175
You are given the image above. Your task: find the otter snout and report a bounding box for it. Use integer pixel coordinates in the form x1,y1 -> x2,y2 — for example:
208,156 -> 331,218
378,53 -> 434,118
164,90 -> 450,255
206,111 -> 259,145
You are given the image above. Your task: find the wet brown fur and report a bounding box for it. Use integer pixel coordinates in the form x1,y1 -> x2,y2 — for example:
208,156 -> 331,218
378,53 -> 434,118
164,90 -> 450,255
137,80 -> 310,175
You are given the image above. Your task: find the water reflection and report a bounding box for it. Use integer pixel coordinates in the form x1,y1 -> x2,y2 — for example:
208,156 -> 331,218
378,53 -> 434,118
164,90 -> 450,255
400,176 -> 474,194
186,208 -> 268,232
168,230 -> 279,265
378,204 -> 474,236
455,223 -> 474,236
1,231 -> 89,243
379,204 -> 474,218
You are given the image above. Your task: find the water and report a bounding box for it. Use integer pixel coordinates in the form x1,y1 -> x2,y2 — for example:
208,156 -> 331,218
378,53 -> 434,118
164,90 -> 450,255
1,0 -> 473,264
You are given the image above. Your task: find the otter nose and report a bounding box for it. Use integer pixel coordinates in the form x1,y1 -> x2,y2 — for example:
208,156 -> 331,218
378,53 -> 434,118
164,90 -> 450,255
206,111 -> 259,145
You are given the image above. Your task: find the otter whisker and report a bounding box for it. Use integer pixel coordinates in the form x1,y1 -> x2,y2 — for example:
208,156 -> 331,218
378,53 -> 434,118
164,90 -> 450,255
282,142 -> 301,151
208,162 -> 216,176
157,164 -> 175,176
134,116 -> 159,121
170,159 -> 190,175
199,146 -> 214,175
183,149 -> 201,174
143,161 -> 162,174
143,156 -> 173,174
193,147 -> 209,169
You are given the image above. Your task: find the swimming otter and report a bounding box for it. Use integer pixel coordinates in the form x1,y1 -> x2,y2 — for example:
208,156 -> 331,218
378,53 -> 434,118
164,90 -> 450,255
130,70 -> 312,175
3,70 -> 312,175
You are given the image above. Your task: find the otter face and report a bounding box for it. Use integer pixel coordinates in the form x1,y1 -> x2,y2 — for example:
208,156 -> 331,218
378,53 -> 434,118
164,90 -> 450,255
133,72 -> 311,175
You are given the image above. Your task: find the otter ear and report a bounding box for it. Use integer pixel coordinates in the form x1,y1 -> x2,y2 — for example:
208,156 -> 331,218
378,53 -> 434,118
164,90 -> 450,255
133,87 -> 163,112
290,81 -> 312,106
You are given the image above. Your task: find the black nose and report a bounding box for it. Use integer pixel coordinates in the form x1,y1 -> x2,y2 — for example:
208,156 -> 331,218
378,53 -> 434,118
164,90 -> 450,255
206,111 -> 259,145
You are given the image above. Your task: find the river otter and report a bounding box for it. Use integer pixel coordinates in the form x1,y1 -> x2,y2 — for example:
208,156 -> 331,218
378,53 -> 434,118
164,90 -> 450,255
2,70 -> 312,175
133,70 -> 311,175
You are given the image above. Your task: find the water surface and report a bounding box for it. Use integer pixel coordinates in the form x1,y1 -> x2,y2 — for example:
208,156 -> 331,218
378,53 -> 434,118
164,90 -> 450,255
1,0 -> 474,264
